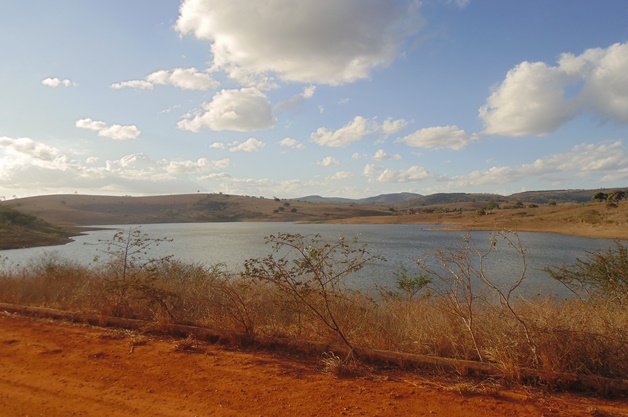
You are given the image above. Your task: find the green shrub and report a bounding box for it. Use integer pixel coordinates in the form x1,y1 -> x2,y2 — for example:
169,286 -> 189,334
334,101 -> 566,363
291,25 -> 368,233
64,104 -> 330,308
545,241 -> 628,304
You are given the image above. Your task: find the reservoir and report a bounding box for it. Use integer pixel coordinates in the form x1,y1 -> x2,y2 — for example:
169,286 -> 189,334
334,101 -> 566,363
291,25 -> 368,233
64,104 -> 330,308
0,222 -> 621,297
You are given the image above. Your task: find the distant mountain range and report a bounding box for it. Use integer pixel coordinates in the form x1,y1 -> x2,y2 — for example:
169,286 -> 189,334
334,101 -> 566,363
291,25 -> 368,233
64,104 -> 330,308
297,188 -> 625,206
297,192 -> 424,205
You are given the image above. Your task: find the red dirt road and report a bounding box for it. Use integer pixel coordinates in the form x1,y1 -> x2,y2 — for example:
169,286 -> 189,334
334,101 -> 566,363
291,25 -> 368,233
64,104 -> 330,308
0,314 -> 625,417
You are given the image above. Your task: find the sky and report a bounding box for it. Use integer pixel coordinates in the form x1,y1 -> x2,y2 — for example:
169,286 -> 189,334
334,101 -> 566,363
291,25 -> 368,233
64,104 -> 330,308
1,0 -> 627,200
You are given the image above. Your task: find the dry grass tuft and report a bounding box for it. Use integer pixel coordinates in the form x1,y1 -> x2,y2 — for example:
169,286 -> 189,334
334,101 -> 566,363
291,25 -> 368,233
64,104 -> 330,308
172,334 -> 202,353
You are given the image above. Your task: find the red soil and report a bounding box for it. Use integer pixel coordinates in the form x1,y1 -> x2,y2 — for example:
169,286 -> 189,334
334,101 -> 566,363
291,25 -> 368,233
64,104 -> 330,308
0,314 -> 625,417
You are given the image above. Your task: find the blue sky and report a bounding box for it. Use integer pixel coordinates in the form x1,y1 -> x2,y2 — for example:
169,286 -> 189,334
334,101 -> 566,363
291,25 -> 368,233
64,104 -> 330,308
1,0 -> 627,199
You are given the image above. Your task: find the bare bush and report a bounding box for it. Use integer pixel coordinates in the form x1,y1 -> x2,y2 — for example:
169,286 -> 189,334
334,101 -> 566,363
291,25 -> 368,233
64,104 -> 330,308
244,233 -> 384,353
1,229 -> 626,391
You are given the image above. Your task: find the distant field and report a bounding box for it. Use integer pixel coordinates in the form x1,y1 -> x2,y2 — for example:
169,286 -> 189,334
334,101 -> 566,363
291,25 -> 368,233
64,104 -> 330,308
331,202 -> 628,240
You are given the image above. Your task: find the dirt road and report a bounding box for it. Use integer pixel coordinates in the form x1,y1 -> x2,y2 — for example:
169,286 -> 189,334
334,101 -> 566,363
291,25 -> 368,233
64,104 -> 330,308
0,313 -> 625,417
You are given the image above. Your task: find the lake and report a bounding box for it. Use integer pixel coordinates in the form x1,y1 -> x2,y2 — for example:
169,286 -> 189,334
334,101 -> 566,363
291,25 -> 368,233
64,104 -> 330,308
0,222 -> 620,297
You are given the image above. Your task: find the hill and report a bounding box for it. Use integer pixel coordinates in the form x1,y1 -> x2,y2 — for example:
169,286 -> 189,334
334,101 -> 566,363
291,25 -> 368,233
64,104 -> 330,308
1,187 -> 626,248
0,193 -> 391,228
297,189 -> 625,207
297,192 -> 424,205
0,205 -> 75,249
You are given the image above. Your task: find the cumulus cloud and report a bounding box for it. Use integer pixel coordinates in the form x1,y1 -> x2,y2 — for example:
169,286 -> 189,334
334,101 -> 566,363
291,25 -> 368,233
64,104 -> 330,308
381,118 -> 408,136
175,0 -> 423,85
0,136 -> 235,195
397,125 -> 476,150
229,138 -> 265,152
365,165 -> 432,183
41,77 -> 76,88
480,42 -> 628,136
279,137 -> 305,149
328,171 -> 352,181
446,141 -> 628,188
111,67 -> 219,91
310,116 -> 377,147
0,136 -> 59,161
373,149 -> 401,160
318,156 -> 340,167
76,118 -> 141,140
209,142 -> 225,149
178,87 -> 275,132
164,158 -> 230,174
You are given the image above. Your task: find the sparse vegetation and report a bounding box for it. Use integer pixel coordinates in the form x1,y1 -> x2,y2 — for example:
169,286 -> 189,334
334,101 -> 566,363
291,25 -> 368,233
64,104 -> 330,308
545,240 -> 627,304
0,206 -> 73,249
1,228 -> 626,394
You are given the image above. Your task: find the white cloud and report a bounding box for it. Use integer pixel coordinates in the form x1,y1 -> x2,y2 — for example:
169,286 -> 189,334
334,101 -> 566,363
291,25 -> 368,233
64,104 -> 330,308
164,158 -> 230,174
0,135 -> 265,196
446,141 -> 628,188
352,152 -> 366,160
279,137 -> 305,149
209,142 -> 225,149
160,104 -> 182,114
41,77 -> 76,88
381,118 -> 408,136
302,85 -> 316,99
397,125 -> 475,150
367,165 -> 432,183
0,136 -> 59,161
75,118 -> 141,140
577,43 -> 628,124
111,80 -> 154,90
229,138 -> 265,152
448,0 -> 470,8
0,136 -> 237,195
112,67 -> 219,91
175,0 -> 423,85
274,86 -> 317,112
362,163 -> 382,177
480,42 -> 628,136
328,171 -> 352,181
310,116 -> 377,147
318,156 -> 340,167
178,87 -> 275,132
520,141 -> 627,175
373,149 -> 401,160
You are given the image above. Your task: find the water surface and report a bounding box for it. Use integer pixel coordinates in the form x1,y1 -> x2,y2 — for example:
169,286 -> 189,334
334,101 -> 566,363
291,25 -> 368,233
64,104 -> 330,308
1,222 -> 620,297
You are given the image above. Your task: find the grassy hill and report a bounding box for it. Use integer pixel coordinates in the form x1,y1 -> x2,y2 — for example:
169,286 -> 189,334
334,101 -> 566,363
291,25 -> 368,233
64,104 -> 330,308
0,206 -> 75,249
0,193 -> 392,227
1,188 -> 626,249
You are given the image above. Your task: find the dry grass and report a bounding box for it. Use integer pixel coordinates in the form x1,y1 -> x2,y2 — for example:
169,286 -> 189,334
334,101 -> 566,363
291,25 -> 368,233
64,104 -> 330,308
1,250 -> 625,394
331,202 -> 628,240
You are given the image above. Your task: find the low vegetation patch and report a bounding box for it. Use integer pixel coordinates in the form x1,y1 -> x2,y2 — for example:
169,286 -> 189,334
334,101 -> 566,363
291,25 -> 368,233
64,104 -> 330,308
0,228 -> 626,394
0,206 -> 74,250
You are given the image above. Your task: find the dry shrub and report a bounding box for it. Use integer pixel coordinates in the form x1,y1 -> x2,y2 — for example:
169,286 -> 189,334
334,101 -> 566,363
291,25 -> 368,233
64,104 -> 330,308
524,299 -> 627,380
2,232 -> 626,392
0,253 -> 92,309
172,334 -> 202,353
320,351 -> 366,378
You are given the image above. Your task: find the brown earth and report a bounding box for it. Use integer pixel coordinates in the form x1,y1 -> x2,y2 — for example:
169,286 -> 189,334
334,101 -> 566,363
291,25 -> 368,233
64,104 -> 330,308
0,313 -> 626,417
331,202 -> 628,240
